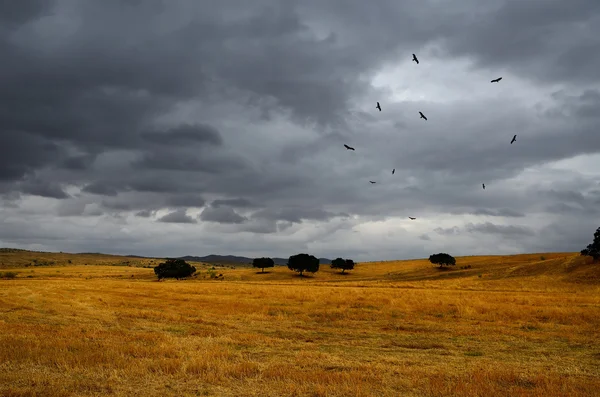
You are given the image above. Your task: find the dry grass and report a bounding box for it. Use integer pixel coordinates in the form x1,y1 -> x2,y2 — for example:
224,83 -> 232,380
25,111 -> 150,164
1,250 -> 600,396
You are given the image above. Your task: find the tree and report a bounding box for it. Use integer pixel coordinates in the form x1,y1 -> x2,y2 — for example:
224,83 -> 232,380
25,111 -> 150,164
287,253 -> 319,276
580,227 -> 600,262
331,257 -> 355,273
252,257 -> 275,273
154,258 -> 196,280
428,253 -> 456,268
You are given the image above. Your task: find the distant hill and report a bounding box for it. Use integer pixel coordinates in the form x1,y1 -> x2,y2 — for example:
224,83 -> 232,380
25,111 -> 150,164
177,255 -> 332,266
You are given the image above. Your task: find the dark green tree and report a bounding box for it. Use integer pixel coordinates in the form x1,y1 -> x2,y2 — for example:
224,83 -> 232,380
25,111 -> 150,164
287,253 -> 319,276
154,258 -> 196,280
428,253 -> 456,268
252,257 -> 275,273
331,257 -> 355,273
580,227 -> 600,262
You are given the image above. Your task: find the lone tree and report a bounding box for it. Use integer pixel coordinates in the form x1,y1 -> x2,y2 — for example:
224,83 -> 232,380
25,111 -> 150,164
287,253 -> 319,276
154,258 -> 196,280
581,226 -> 600,262
252,257 -> 275,273
429,253 -> 456,268
331,257 -> 355,274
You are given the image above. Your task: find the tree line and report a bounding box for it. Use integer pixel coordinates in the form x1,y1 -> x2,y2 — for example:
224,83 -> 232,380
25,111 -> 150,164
153,226 -> 600,280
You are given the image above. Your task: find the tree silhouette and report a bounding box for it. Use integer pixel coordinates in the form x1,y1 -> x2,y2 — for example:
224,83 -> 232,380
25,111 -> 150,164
154,258 -> 196,280
331,257 -> 355,273
428,253 -> 456,268
252,257 -> 275,273
287,253 -> 319,276
580,227 -> 600,262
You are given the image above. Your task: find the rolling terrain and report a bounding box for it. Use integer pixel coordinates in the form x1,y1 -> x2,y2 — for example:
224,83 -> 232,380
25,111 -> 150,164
1,249 -> 599,396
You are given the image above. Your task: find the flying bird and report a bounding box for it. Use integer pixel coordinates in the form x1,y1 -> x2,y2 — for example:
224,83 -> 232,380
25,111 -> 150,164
510,135 -> 517,144
344,144 -> 355,151
408,217 -> 416,220
491,77 -> 503,83
482,183 -> 485,190
392,169 -> 395,175
369,181 -> 376,184
376,102 -> 381,111
419,111 -> 427,120
412,54 -> 419,64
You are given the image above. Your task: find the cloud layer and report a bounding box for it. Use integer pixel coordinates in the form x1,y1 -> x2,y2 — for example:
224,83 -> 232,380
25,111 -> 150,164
1,0 -> 599,261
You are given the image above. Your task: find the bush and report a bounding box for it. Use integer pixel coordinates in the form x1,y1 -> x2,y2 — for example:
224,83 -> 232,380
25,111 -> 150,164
287,253 -> 319,276
330,257 -> 355,273
429,253 -> 456,268
253,257 -> 275,273
153,259 -> 196,280
0,271 -> 17,279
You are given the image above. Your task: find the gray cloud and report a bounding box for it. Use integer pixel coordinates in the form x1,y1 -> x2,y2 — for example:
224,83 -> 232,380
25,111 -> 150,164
157,209 -> 197,224
199,206 -> 247,224
434,226 -> 461,236
464,222 -> 536,238
1,1 -> 599,261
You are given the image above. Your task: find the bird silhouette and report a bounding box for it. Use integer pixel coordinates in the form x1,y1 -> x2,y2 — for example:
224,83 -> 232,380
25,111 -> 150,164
510,135 -> 517,144
408,217 -> 416,220
419,111 -> 427,120
392,168 -> 395,175
369,181 -> 376,184
412,54 -> 419,64
482,183 -> 485,190
376,102 -> 381,111
344,144 -> 355,151
491,77 -> 503,83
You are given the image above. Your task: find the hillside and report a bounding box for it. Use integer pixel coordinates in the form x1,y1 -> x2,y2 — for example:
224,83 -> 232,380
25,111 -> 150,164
1,248 -> 597,286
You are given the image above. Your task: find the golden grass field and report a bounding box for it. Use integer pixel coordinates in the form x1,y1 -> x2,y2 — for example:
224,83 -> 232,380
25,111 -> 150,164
1,249 -> 600,396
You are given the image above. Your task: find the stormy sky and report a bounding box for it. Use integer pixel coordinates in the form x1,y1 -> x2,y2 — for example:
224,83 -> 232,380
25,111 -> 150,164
1,0 -> 600,262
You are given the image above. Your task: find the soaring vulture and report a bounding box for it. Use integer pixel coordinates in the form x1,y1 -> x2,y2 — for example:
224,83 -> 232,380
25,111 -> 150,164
491,77 -> 502,83
376,102 -> 381,111
419,111 -> 427,120
510,135 -> 517,144
412,54 -> 419,64
344,144 -> 355,151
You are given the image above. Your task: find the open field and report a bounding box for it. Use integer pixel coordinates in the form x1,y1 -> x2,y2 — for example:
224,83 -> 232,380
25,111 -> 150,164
1,250 -> 600,396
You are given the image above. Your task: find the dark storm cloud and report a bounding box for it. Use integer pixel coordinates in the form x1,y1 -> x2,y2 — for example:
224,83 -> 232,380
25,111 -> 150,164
140,123 -> 223,146
82,183 -> 119,197
0,0 -> 53,26
437,0 -> 600,85
18,177 -> 70,199
199,206 -> 247,224
251,207 -> 348,224
166,195 -> 206,208
1,0 -> 599,260
464,222 -> 536,237
135,210 -> 155,218
470,208 -> 525,218
211,198 -> 255,208
157,209 -> 197,224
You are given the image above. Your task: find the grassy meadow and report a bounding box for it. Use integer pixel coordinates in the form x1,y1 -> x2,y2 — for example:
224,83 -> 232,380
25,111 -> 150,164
1,249 -> 600,396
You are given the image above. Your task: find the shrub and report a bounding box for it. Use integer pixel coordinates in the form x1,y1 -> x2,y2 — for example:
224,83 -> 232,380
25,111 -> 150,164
0,271 -> 17,279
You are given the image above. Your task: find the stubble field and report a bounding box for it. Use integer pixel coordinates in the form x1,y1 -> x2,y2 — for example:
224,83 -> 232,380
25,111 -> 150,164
1,250 -> 600,396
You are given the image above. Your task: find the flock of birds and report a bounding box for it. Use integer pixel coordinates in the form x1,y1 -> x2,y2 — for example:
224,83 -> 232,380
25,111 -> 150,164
343,53 -> 514,221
